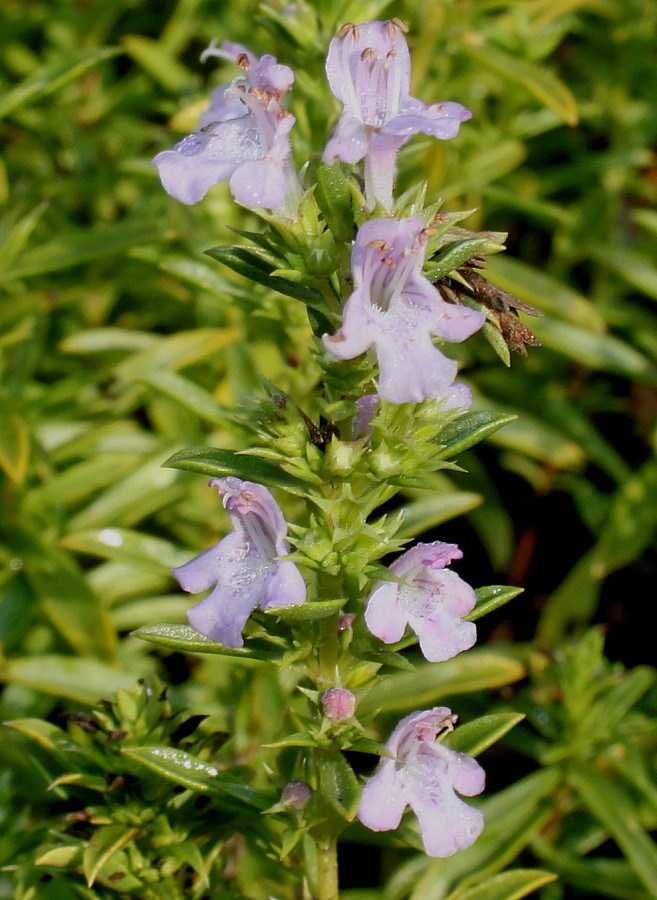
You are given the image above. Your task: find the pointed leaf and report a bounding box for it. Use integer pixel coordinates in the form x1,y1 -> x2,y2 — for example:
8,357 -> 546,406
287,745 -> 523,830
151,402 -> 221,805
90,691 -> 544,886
265,598 -> 345,622
0,47 -> 120,120
446,868 -> 556,900
570,766 -> 657,897
163,446 -> 307,495
83,825 -> 138,888
359,650 -> 525,715
317,749 -> 360,820
460,36 -> 578,125
134,623 -> 284,662
467,585 -> 524,622
444,713 -> 525,757
121,746 -> 269,808
436,412 -> 518,458
206,245 -> 328,311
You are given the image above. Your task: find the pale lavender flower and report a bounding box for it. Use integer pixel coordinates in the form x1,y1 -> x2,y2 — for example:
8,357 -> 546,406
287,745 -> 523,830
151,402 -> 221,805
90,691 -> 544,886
365,541 -> 476,662
173,477 -> 306,648
322,20 -> 472,209
323,217 -> 486,405
358,707 -> 485,857
152,41 -> 300,212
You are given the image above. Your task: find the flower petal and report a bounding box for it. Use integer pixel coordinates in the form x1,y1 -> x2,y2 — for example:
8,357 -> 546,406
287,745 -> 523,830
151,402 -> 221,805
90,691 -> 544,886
375,329 -> 459,404
260,559 -> 307,610
357,759 -> 407,832
323,289 -> 374,360
365,581 -> 408,644
408,785 -> 484,858
229,158 -> 287,209
322,114 -> 369,164
411,607 -> 477,663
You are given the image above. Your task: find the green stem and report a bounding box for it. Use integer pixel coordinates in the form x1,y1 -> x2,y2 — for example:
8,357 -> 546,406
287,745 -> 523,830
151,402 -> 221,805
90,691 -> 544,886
316,827 -> 339,900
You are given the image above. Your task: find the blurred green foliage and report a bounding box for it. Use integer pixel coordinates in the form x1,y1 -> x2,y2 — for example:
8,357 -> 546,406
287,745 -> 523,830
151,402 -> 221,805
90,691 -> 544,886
1,0 -> 657,897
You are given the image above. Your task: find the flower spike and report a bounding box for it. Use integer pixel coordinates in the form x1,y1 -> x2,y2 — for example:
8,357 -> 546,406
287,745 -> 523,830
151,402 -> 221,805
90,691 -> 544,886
358,707 -> 485,857
323,217 -> 486,405
322,20 -> 472,209
365,541 -> 477,662
173,477 -> 306,648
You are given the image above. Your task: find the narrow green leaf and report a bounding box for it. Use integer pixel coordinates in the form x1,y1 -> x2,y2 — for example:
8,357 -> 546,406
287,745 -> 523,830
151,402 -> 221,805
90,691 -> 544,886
61,528 -> 188,573
314,162 -> 358,242
426,238 -> 504,282
591,244 -> 657,301
359,650 -> 525,715
460,36 -> 578,125
206,245 -> 328,311
445,868 -> 556,900
35,846 -> 81,868
16,532 -> 116,660
121,746 -> 269,807
0,47 -> 120,120
3,718 -> 85,759
531,317 -> 657,386
83,825 -> 138,888
532,835 -> 652,900
540,460 -> 657,641
2,656 -> 136,704
121,35 -> 192,91
5,220 -> 175,280
0,411 -> 30,483
316,749 -> 360,820
436,411 -> 518,458
59,328 -> 156,355
134,623 -> 284,662
140,370 -> 232,425
571,766 -> 657,897
467,585 -> 524,622
163,446 -> 307,495
114,328 -> 238,379
398,491 -> 483,538
484,255 -> 604,330
265,598 -> 345,622
445,713 -> 525,757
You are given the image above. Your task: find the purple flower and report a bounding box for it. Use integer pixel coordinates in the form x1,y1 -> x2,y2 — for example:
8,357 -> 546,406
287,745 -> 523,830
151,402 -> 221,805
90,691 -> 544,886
323,217 -> 486,405
173,477 -> 306,648
365,541 -> 476,662
322,20 -> 472,209
358,707 -> 485,857
152,42 -> 300,212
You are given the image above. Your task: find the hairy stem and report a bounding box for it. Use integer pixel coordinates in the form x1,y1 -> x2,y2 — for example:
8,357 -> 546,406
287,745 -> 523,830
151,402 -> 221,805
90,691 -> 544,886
315,827 -> 339,900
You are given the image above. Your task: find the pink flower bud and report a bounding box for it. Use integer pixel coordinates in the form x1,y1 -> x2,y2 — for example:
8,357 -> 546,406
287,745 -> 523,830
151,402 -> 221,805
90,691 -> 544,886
338,613 -> 357,633
281,780 -> 313,810
321,687 -> 356,722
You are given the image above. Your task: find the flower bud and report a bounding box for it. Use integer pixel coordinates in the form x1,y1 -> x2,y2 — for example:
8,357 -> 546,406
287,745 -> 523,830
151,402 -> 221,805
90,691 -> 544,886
338,613 -> 356,633
321,687 -> 356,722
281,780 -> 313,811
